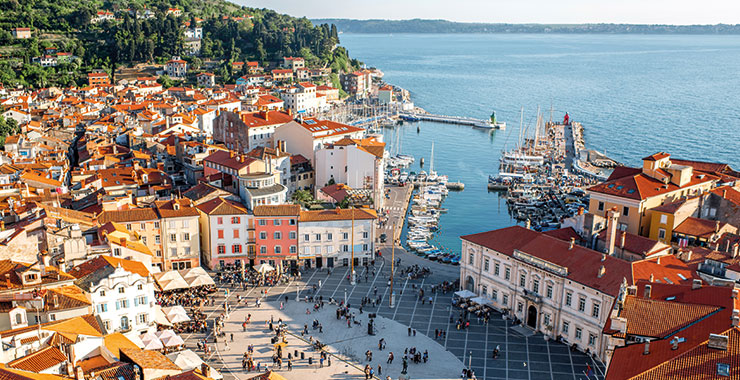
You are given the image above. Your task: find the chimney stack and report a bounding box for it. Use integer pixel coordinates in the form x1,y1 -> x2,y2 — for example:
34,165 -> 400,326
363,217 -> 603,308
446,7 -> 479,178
644,284 -> 652,299
643,341 -> 650,355
707,334 -> 729,351
733,243 -> 739,258
692,279 -> 702,290
525,219 -> 531,230
733,316 -> 740,328
605,208 -> 620,256
715,220 -> 721,234
569,237 -> 575,250
620,231 -> 626,249
598,265 -> 606,278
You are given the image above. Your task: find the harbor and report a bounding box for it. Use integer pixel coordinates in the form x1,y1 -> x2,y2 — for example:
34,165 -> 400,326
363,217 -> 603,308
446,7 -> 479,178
487,110 -> 620,231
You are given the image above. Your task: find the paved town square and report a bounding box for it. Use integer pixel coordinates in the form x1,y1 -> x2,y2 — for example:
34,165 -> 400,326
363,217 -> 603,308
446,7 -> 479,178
182,249 -> 606,380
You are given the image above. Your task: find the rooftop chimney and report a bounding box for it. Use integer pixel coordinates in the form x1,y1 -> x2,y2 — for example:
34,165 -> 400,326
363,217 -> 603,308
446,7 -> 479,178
671,337 -> 679,350
733,290 -> 738,300
733,243 -> 739,258
525,219 -> 531,230
715,220 -> 721,234
605,208 -> 620,256
598,265 -> 606,278
649,273 -> 654,282
74,366 -> 84,380
643,341 -> 650,355
620,231 -> 626,250
733,316 -> 739,328
601,253 -> 606,262
644,284 -> 652,299
692,279 -> 702,290
707,334 -> 729,351
569,237 -> 575,250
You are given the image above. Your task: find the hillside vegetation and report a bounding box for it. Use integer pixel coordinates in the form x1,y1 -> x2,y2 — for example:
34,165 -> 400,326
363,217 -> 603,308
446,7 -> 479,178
0,0 -> 361,88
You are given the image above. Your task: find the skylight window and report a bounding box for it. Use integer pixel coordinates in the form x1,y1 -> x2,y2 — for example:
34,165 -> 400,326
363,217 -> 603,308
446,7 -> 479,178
607,184 -> 615,188
627,189 -> 636,194
616,185 -> 624,190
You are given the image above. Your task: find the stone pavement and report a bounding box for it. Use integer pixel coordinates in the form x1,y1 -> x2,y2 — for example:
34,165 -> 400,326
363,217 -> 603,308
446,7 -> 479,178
181,249 -> 606,380
211,299 -> 463,380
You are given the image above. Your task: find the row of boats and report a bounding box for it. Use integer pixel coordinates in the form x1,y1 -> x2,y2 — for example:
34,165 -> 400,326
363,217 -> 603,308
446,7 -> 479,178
405,183 -> 461,265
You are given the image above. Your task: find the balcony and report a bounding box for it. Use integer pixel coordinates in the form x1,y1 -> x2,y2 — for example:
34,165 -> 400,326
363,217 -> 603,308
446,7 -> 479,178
522,289 -> 543,304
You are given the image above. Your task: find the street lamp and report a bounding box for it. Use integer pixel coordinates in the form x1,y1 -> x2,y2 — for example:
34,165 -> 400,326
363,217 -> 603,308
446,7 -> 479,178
344,288 -> 347,305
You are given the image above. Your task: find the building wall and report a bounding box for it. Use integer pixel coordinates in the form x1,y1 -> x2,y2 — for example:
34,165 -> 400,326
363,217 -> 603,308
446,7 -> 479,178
204,213 -> 251,269
254,215 -> 298,266
460,240 -> 612,361
123,220 -> 164,270
160,215 -> 200,270
298,219 -> 375,267
89,267 -> 155,334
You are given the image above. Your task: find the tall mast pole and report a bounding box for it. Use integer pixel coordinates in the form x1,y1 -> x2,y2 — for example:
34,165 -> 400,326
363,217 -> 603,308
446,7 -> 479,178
350,208 -> 356,285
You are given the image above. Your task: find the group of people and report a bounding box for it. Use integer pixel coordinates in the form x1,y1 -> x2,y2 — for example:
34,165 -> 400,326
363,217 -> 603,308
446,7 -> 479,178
155,285 -> 216,307
401,264 -> 432,279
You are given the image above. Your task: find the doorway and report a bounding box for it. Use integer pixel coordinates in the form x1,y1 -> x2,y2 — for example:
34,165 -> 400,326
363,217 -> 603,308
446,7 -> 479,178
527,305 -> 538,329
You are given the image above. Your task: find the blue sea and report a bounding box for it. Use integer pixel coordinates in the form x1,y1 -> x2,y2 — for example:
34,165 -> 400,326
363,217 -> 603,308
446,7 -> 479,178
339,33 -> 740,252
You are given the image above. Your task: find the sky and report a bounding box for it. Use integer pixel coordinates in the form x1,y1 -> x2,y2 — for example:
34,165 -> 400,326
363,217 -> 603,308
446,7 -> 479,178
234,0 -> 740,25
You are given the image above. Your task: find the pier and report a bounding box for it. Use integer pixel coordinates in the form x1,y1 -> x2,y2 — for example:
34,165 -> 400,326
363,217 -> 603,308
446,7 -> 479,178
399,112 -> 505,129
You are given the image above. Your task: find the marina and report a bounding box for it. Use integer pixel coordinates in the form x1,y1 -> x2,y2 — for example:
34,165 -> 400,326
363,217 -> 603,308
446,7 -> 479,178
400,110 -> 506,129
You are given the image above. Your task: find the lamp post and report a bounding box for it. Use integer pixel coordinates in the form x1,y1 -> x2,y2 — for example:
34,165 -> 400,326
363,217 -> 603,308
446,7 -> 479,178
389,220 -> 396,309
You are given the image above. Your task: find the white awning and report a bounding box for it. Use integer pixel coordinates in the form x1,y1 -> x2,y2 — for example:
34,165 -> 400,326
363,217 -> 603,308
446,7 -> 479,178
454,290 -> 477,299
254,263 -> 275,274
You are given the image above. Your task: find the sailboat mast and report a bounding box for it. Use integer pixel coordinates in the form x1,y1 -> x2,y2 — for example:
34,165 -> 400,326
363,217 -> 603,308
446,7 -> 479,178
430,142 -> 434,173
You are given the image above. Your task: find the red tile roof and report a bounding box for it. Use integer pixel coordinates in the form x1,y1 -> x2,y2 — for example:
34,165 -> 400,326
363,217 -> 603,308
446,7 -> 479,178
253,205 -> 300,217
299,208 -> 377,222
588,169 -> 716,201
674,217 -> 727,239
711,186 -> 740,206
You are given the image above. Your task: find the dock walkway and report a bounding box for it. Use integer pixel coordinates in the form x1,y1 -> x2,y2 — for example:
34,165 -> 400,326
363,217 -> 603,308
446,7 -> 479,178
400,112 -> 503,129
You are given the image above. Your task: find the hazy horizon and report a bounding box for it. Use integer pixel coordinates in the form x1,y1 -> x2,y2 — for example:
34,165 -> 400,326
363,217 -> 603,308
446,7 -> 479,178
234,0 -> 740,25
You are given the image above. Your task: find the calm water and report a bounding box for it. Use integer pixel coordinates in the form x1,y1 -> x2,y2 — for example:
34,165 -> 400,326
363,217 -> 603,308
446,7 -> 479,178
340,33 -> 740,251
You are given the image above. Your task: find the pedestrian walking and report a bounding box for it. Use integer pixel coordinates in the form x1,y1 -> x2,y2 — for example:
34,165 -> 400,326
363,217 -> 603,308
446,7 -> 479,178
408,327 -> 411,336
377,365 -> 382,375
387,352 -> 394,364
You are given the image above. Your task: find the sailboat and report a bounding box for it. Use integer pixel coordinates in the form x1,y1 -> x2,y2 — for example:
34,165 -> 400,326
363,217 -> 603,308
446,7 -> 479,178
427,142 -> 438,182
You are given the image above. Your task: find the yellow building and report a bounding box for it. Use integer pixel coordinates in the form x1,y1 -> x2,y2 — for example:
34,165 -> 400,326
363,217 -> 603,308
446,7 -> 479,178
586,153 -> 717,237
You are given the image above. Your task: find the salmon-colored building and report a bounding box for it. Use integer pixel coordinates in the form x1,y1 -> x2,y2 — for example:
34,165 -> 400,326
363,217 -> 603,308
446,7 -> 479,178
253,204 -> 300,269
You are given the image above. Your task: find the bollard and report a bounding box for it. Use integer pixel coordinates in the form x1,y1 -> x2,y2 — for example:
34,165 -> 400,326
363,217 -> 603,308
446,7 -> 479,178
300,352 -> 305,360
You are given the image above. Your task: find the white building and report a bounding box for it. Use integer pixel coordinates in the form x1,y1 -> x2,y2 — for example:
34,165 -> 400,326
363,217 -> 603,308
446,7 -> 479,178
280,83 -> 327,114
272,119 -> 365,165
197,197 -> 252,269
314,136 -> 385,206
157,199 -> 201,270
70,256 -> 155,335
184,27 -> 203,39
298,208 -> 377,268
238,171 -> 287,211
459,226 -> 694,362
164,57 -> 187,79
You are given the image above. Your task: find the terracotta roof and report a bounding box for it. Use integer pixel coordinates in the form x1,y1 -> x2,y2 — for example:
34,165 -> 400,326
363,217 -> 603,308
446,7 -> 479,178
155,199 -> 199,218
542,227 -> 584,243
120,348 -> 180,370
69,256 -> 150,284
597,230 -> 670,257
299,208 -> 377,222
620,297 -> 720,338
329,137 -> 385,158
0,365 -> 69,380
7,347 -> 66,372
631,255 -> 697,285
97,208 -> 159,224
674,217 -> 727,239
462,226 -> 632,295
606,282 -> 737,380
651,197 -> 691,214
196,197 -> 248,215
77,355 -> 111,373
643,152 -> 671,161
238,110 -> 293,128
299,119 -> 364,139
588,169 -> 716,201
628,328 -> 740,379
94,362 -> 136,380
203,150 -> 256,171
711,186 -> 740,206
253,205 -> 300,217
103,333 -> 141,360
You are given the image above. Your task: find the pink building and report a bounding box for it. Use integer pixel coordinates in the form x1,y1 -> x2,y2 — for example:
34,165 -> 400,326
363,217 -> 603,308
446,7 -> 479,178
254,205 -> 300,269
